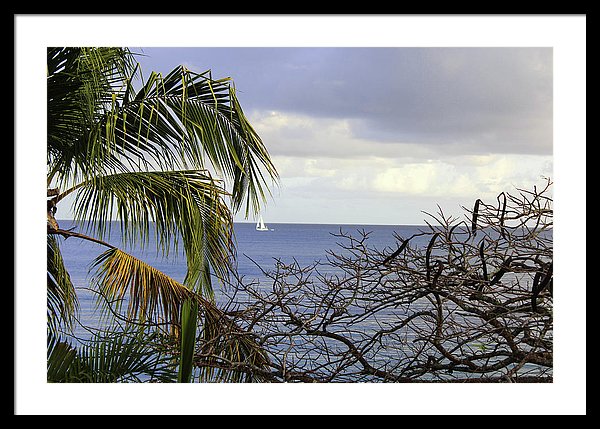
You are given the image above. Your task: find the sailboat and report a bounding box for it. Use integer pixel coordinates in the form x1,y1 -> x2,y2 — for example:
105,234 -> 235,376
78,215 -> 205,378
256,215 -> 269,231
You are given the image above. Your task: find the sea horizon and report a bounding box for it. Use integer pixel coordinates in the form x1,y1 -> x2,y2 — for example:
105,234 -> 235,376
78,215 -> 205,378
57,218 -> 433,228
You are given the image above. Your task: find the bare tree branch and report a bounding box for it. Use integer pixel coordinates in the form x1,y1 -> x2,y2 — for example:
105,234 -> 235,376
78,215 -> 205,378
202,181 -> 553,383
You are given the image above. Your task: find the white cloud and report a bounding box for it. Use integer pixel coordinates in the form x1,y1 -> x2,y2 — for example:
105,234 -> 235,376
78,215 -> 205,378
372,155 -> 552,199
251,109 -> 441,160
373,161 -> 473,196
272,156 -> 339,179
256,109 -> 553,203
251,110 -> 356,158
304,159 -> 337,177
272,152 -> 552,205
137,47 -> 554,225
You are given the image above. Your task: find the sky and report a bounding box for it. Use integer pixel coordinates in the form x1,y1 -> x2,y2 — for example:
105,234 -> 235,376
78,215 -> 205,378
133,46 -> 553,225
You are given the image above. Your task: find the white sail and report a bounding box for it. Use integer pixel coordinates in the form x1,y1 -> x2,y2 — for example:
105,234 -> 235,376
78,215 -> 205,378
256,215 -> 269,231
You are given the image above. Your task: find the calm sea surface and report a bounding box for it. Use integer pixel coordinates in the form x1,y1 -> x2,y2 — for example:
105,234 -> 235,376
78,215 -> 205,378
57,220 -> 431,335
55,220 -> 551,381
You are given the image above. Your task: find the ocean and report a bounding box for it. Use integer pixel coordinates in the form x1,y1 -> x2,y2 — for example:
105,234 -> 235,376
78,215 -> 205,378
56,220 -> 431,331
54,220 -> 552,382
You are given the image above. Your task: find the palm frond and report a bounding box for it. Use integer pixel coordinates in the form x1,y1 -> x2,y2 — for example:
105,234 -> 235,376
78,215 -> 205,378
103,65 -> 278,217
47,234 -> 78,333
76,328 -> 177,383
177,298 -> 199,383
49,52 -> 278,218
47,329 -> 177,383
47,47 -> 136,187
89,248 -> 270,381
72,169 -> 234,294
47,334 -> 79,382
90,247 -> 196,327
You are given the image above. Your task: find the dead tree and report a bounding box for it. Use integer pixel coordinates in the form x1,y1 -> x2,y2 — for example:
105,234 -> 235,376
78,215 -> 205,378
196,181 -> 553,382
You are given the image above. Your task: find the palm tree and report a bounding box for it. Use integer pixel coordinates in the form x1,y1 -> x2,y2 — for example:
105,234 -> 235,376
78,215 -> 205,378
46,47 -> 278,382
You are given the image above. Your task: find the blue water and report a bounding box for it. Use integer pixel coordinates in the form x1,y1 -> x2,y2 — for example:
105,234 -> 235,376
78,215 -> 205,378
54,220 -> 551,381
56,220 -> 430,335
233,222 -> 427,282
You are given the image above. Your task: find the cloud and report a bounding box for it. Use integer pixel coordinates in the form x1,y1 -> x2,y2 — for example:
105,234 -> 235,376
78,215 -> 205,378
139,47 -> 553,157
370,156 -> 552,199
255,153 -> 552,225
255,107 -> 553,205
372,162 -> 466,196
251,110 -> 444,160
273,151 -> 552,201
336,48 -> 553,155
135,46 -> 554,225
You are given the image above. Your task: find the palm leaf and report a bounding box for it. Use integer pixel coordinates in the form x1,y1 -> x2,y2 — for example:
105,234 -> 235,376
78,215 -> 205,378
71,169 -> 234,294
47,329 -> 177,383
89,248 -> 270,381
177,298 -> 199,383
47,47 -> 136,187
47,234 -> 78,333
89,246 -> 223,330
90,247 -> 196,327
105,65 -> 278,217
47,334 -> 79,382
75,328 -> 177,383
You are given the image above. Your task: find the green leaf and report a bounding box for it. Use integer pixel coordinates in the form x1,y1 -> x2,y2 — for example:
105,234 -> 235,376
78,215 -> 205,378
47,48 -> 277,383
48,328 -> 177,383
178,298 -> 199,383
72,170 -> 234,295
90,247 -> 195,327
47,334 -> 78,382
47,234 -> 78,333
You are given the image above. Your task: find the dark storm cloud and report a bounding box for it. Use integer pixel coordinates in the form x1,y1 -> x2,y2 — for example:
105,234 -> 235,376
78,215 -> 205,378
136,47 -> 552,156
